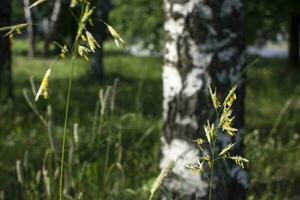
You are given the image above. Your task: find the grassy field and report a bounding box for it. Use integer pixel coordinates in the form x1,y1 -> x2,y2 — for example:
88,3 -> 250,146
0,39 -> 299,199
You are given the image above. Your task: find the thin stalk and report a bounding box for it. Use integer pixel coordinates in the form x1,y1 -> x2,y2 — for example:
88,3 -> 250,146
59,56 -> 76,200
97,115 -> 104,134
58,3 -> 99,199
59,31 -> 80,199
208,142 -> 214,200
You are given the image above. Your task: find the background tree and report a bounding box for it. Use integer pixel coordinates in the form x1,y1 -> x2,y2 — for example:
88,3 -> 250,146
161,0 -> 247,199
90,0 -> 113,78
23,0 -> 35,57
288,14 -> 299,67
42,0 -> 62,56
245,0 -> 300,67
110,0 -> 163,52
0,0 -> 13,101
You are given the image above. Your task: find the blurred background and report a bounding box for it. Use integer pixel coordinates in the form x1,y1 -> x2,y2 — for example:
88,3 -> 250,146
0,0 -> 299,199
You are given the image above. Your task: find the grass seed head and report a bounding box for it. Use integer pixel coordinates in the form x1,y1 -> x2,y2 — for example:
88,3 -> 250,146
223,85 -> 237,109
219,143 -> 235,159
204,121 -> 216,144
35,68 -> 51,102
86,31 -> 100,52
209,86 -> 221,109
16,160 -> 24,185
149,160 -> 174,200
186,159 -> 204,175
229,156 -> 249,169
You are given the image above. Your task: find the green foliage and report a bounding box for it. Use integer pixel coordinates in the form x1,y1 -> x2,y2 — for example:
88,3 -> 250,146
11,0 -> 25,23
1,38 -> 300,199
245,58 -> 300,199
0,40 -> 163,199
245,0 -> 300,45
110,0 -> 164,51
11,0 -> 299,48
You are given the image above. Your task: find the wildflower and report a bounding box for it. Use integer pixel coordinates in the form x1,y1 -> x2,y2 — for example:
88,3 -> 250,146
85,31 -> 100,52
229,156 -> 249,169
35,68 -> 51,102
219,143 -> 235,159
209,86 -> 221,109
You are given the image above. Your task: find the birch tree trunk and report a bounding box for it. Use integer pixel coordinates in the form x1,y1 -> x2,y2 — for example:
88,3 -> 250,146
90,0 -> 112,79
161,0 -> 247,199
0,0 -> 13,101
43,0 -> 62,56
23,0 -> 36,57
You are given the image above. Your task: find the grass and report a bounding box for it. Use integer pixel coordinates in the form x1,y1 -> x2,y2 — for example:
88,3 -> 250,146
1,39 -> 163,199
0,39 -> 300,199
246,58 -> 300,130
245,57 -> 300,200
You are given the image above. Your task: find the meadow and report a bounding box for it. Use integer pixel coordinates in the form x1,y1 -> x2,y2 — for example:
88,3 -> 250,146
0,39 -> 299,199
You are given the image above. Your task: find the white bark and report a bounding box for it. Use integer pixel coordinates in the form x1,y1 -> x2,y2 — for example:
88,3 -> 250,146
162,0 -> 213,197
23,0 -> 35,57
160,138 -> 207,196
162,0 -> 247,198
43,0 -> 62,54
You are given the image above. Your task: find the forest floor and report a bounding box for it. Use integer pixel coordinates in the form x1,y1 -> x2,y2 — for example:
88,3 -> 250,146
0,39 -> 300,199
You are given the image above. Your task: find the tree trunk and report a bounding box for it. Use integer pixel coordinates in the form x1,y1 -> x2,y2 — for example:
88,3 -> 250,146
288,15 -> 299,67
90,0 -> 112,79
0,0 -> 13,101
43,0 -> 62,56
161,0 -> 247,199
23,0 -> 36,57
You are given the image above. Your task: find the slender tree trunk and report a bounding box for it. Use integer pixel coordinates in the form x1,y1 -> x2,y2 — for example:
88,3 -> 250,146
288,15 -> 299,67
24,0 -> 36,57
0,0 -> 13,101
161,0 -> 247,199
90,0 -> 112,79
43,0 -> 62,56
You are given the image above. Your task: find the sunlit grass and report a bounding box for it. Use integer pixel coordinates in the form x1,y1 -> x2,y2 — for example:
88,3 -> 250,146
1,39 -> 300,199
